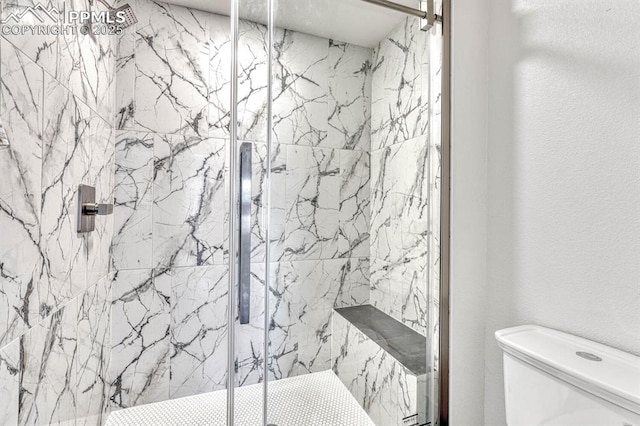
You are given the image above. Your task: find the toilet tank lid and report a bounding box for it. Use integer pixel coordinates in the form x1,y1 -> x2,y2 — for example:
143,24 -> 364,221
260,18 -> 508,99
495,325 -> 640,414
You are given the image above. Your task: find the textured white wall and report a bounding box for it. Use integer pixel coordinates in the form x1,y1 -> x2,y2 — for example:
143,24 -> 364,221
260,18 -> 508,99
449,0 -> 489,423
451,0 -> 640,423
484,0 -> 640,424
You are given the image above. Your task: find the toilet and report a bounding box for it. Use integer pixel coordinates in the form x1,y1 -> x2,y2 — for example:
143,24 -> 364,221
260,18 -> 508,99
496,325 -> 640,425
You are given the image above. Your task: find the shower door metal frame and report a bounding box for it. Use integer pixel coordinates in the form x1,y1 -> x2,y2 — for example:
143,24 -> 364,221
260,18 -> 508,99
439,0 -> 452,423
360,0 -> 443,30
227,0 -> 239,422
262,0 -> 274,423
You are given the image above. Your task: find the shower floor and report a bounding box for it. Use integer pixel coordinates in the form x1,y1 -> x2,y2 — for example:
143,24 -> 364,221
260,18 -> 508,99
105,370 -> 375,426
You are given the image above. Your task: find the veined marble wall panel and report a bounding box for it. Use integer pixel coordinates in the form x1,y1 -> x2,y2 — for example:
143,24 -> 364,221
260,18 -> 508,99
19,305 -> 78,425
170,265 -> 229,398
0,0 -> 117,421
371,18 -> 428,152
272,29 -> 328,148
370,137 -> 430,335
328,41 -> 372,151
109,268 -> 171,409
370,17 -> 432,336
268,258 -> 370,381
112,131 -> 154,270
1,0 -> 116,123
152,135 -> 227,269
76,276 -> 113,423
0,339 -> 20,425
0,38 -> 44,346
133,1 -> 210,136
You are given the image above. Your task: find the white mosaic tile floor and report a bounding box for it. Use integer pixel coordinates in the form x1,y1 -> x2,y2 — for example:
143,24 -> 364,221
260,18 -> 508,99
105,370 -> 375,426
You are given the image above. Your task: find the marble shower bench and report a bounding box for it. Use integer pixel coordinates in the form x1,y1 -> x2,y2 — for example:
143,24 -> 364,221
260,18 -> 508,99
331,305 -> 429,426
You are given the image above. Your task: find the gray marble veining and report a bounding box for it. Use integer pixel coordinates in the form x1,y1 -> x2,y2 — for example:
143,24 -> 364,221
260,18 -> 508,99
369,17 -> 432,336
0,339 -> 20,425
133,2 -> 210,136
328,41 -> 372,151
0,38 -> 44,347
170,265 -> 228,398
109,268 -> 171,409
1,14 -> 116,426
19,306 -> 78,425
76,276 -> 112,423
371,18 -> 429,151
272,29 -> 328,147
153,135 -> 227,269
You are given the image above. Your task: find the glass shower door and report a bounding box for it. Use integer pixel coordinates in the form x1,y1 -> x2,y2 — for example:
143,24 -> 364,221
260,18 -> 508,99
228,0 -> 444,424
228,0 -> 272,423
263,1 -> 443,426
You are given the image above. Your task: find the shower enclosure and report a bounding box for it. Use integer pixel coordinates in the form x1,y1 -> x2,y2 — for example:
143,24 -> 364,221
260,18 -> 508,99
230,1 -> 446,423
0,0 -> 447,424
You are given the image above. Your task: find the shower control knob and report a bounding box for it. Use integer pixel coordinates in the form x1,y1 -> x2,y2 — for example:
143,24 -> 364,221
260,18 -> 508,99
77,184 -> 113,233
82,202 -> 114,216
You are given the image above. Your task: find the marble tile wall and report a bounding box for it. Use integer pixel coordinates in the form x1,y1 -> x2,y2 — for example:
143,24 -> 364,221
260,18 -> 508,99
0,0 -> 117,423
110,0 -> 373,411
369,18 -> 433,336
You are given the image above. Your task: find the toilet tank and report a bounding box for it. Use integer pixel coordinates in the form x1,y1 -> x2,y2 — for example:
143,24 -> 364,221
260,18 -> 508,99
495,325 -> 640,426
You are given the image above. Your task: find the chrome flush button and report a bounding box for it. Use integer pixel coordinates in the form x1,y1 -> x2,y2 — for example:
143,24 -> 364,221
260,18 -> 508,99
576,351 -> 603,362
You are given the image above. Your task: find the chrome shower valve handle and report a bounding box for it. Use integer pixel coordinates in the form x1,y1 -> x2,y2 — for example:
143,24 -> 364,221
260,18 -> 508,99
82,202 -> 114,216
77,184 -> 113,233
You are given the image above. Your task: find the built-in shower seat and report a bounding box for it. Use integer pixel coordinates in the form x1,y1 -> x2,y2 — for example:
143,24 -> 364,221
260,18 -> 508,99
331,305 -> 429,426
